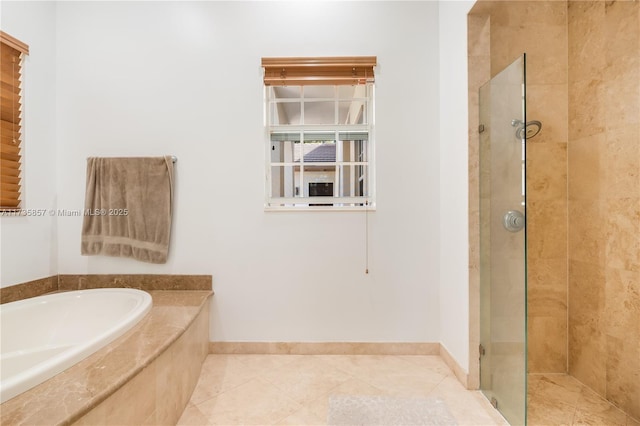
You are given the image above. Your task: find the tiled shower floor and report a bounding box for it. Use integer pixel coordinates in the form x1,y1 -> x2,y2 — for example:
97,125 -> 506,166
528,374 -> 640,426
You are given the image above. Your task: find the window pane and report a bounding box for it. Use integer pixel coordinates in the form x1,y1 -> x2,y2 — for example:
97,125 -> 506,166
265,80 -> 373,209
305,165 -> 336,205
303,101 -> 335,125
340,164 -> 368,197
271,102 -> 300,125
337,85 -> 356,100
272,86 -> 301,99
270,165 -> 297,198
304,86 -> 334,98
301,141 -> 336,163
341,139 -> 368,162
338,101 -> 365,124
270,140 -> 299,164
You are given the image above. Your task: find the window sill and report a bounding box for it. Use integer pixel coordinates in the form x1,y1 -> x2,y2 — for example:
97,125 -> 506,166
264,205 -> 377,212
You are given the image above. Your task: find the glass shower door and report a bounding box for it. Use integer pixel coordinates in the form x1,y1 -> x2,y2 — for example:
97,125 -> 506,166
479,55 -> 527,425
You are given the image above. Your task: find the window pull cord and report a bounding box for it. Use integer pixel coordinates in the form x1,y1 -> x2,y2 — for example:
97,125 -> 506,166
365,200 -> 369,274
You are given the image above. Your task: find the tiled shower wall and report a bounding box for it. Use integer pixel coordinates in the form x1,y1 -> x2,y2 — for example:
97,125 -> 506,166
469,0 -> 639,420
468,0 -> 570,376
567,0 -> 640,419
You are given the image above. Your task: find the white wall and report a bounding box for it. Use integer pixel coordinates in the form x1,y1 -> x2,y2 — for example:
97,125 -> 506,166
53,1 -> 443,343
1,2 -> 477,374
0,1 -> 57,287
438,0 -> 474,370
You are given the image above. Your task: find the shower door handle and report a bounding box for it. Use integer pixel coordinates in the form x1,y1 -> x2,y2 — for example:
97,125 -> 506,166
503,210 -> 525,232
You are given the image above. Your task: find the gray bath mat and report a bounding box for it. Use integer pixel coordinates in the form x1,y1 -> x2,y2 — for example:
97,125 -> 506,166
327,395 -> 458,426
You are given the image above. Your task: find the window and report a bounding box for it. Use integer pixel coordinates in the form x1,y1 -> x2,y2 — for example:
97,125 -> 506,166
1,31 -> 28,211
262,56 -> 376,210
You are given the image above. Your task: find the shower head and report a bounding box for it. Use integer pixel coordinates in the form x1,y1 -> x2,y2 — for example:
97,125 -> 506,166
511,119 -> 542,139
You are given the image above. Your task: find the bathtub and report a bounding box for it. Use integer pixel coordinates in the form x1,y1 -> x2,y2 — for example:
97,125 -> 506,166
0,288 -> 152,403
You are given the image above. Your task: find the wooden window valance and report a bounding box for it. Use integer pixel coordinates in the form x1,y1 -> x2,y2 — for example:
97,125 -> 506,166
262,56 -> 376,86
1,31 -> 29,210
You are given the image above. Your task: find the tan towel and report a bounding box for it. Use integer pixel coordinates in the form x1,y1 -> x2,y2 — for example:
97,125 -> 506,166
81,156 -> 174,264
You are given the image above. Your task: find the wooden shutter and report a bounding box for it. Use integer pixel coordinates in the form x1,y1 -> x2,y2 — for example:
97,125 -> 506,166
1,31 -> 28,210
262,56 -> 376,86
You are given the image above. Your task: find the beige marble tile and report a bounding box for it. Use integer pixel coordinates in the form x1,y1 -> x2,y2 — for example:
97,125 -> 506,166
429,377 -> 507,426
604,125 -> 640,201
603,57 -> 640,131
58,274 -> 212,291
469,55 -> 492,90
574,386 -> 628,426
189,355 -> 261,405
568,0 -> 607,82
527,83 -> 569,146
74,400 -> 108,426
101,363 -> 157,426
532,374 -> 584,407
527,199 -> 568,260
501,1 -> 568,27
569,260 -> 606,321
209,341 -> 439,355
439,346 -> 469,388
604,268 -> 640,341
234,353 -> 306,372
398,355 -> 455,378
315,355 -> 447,397
528,373 -> 640,426
604,1 -> 640,69
527,257 -> 568,317
568,324 -> 607,397
568,133 -> 606,201
568,78 -> 606,140
527,141 -> 568,201
568,200 -> 606,265
259,356 -> 352,405
155,304 -> 209,425
470,390 -> 510,426
528,394 -> 576,426
605,335 -> 640,420
0,275 -> 58,304
316,355 -> 442,381
628,415 -> 640,426
176,403 -> 210,426
185,354 -> 504,426
194,378 -> 303,426
508,26 -> 568,86
528,316 -> 568,373
276,406 -> 326,426
468,14 -> 491,58
489,24 -> 513,78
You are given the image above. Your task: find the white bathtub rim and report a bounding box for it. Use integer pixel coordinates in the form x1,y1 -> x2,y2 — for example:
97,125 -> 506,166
0,288 -> 152,404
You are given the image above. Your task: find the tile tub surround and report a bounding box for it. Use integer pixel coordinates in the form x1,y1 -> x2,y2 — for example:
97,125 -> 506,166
58,274 -> 212,292
0,290 -> 212,426
0,275 -> 58,304
0,274 -> 212,304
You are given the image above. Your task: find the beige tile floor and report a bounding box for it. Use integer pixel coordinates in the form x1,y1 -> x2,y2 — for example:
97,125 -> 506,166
177,354 -> 508,426
528,374 -> 640,426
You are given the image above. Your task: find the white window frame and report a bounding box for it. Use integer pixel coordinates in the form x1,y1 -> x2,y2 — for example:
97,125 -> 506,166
264,84 -> 375,211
